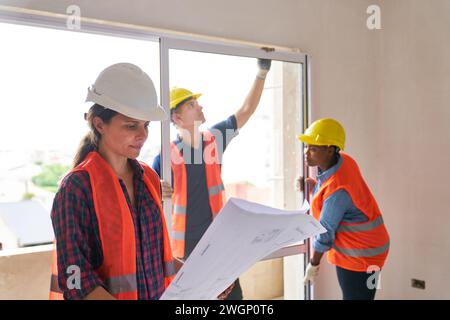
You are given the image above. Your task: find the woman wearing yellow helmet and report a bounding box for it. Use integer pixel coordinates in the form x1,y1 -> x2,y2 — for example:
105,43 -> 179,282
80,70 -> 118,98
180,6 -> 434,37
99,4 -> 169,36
298,118 -> 390,300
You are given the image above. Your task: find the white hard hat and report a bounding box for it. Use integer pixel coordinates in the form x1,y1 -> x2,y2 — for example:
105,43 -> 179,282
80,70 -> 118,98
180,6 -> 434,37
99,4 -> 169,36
85,63 -> 167,121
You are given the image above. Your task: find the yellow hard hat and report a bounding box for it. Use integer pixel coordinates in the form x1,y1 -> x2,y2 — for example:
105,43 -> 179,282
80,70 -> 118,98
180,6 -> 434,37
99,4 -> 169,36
297,118 -> 346,150
170,87 -> 202,110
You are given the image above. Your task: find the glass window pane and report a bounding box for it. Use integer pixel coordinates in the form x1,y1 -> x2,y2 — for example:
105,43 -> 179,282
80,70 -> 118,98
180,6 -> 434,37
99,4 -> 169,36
0,22 -> 160,248
167,49 -> 303,209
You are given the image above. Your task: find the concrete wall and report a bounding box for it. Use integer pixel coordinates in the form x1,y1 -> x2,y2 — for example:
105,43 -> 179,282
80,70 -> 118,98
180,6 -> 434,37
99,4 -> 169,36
1,0 -> 448,299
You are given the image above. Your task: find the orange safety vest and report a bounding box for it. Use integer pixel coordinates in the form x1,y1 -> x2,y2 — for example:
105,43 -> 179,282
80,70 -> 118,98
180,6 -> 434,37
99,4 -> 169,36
170,131 -> 225,258
311,152 -> 390,272
49,151 -> 175,300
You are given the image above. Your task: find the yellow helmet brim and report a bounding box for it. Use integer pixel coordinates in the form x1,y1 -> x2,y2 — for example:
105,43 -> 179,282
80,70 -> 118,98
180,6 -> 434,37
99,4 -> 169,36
170,93 -> 202,110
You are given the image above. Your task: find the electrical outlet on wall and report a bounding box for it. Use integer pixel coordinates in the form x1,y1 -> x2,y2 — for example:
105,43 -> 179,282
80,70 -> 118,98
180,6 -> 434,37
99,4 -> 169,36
411,279 -> 426,290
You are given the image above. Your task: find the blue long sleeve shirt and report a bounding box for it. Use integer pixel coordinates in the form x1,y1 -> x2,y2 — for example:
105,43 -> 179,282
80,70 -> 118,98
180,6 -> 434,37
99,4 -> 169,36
312,154 -> 368,253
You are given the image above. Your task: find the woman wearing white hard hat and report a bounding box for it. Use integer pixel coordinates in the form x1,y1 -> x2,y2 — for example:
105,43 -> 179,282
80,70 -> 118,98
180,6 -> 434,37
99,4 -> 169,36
297,118 -> 390,300
49,63 -> 232,300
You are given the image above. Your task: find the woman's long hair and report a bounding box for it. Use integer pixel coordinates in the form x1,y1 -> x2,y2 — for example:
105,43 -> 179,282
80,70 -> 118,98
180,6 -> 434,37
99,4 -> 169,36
73,104 -> 118,167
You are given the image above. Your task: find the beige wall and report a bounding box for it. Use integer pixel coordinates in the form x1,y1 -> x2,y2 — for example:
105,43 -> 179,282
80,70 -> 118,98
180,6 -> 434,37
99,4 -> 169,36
311,0 -> 450,299
240,259 -> 283,300
375,0 -> 450,299
0,246 -> 52,300
1,0 -> 449,299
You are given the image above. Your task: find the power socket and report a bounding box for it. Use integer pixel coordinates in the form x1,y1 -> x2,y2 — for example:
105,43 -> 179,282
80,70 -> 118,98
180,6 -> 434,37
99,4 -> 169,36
411,279 -> 426,290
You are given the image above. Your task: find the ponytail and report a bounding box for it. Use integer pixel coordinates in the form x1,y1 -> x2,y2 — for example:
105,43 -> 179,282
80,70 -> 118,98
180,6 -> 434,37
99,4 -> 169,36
73,132 -> 98,167
72,104 -> 118,168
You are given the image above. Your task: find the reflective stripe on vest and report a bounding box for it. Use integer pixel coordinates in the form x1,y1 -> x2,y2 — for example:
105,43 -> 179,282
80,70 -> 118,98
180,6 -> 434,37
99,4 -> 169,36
332,240 -> 390,258
49,152 -> 175,300
105,274 -> 138,295
209,183 -> 225,197
170,131 -> 225,258
173,205 -> 187,215
337,216 -> 384,233
311,152 -> 390,272
52,273 -> 141,296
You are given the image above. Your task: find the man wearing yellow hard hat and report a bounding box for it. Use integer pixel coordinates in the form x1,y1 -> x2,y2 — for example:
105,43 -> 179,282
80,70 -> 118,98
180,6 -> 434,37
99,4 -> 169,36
152,58 -> 272,299
297,118 -> 390,300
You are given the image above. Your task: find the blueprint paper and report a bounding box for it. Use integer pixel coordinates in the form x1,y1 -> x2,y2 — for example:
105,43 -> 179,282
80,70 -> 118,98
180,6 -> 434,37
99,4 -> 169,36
160,197 -> 325,300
